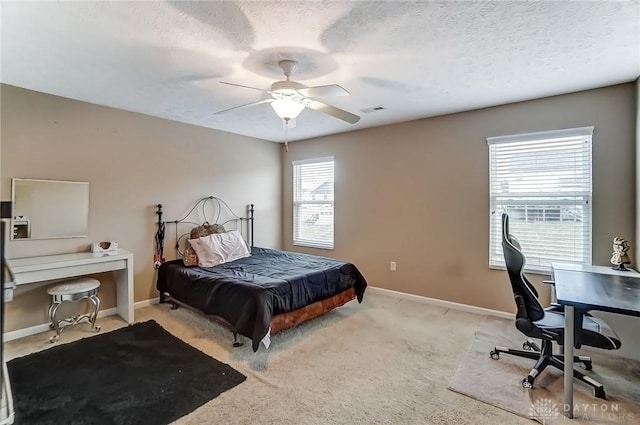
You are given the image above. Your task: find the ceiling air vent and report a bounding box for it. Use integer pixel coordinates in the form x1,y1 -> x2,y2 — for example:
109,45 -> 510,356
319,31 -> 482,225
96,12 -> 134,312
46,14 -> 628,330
360,106 -> 385,114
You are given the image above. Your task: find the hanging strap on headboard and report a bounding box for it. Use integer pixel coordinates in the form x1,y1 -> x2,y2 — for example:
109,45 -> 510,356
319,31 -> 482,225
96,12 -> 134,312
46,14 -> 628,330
154,204 -> 165,268
248,203 -> 254,248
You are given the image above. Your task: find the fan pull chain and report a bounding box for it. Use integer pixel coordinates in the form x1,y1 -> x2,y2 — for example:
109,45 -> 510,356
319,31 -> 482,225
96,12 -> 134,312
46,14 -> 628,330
284,119 -> 289,152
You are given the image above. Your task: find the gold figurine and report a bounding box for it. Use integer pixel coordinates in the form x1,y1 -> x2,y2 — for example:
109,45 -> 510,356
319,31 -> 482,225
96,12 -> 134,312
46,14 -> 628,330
610,237 -> 631,271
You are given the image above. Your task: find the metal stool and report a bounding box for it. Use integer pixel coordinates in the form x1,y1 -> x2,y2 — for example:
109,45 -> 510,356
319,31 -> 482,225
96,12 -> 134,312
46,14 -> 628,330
47,277 -> 101,343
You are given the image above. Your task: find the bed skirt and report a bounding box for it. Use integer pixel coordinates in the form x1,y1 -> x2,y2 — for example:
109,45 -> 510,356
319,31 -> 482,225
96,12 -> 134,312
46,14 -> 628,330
270,287 -> 356,334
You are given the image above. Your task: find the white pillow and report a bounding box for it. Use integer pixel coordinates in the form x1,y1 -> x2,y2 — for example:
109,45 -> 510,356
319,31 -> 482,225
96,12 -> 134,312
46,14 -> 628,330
188,230 -> 250,267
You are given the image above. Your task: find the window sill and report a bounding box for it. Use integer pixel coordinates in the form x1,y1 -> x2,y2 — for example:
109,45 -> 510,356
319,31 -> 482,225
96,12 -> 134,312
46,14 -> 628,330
489,264 -> 552,277
293,242 -> 334,251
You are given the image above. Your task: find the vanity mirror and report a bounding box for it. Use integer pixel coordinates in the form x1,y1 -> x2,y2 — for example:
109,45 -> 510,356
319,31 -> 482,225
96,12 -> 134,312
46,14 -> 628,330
11,178 -> 89,240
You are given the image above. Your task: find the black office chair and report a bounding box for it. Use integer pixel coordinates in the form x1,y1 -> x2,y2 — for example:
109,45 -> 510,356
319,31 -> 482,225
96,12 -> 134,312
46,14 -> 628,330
490,213 -> 621,399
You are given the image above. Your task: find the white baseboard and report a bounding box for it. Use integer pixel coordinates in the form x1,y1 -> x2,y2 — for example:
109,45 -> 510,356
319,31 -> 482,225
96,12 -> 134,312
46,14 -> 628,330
134,297 -> 160,309
4,307 -> 116,342
4,297 -> 161,342
367,286 -> 513,320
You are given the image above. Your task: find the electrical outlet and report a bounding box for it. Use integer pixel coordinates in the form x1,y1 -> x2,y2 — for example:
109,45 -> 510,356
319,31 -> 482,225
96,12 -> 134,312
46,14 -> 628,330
390,261 -> 397,271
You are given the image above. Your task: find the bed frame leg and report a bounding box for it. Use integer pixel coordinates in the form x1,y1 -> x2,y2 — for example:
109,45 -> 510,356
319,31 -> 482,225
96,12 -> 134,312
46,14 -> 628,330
232,332 -> 243,348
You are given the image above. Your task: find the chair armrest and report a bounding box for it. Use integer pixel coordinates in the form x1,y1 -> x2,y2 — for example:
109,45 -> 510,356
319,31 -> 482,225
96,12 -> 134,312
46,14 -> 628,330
545,303 -> 592,317
546,304 -> 564,313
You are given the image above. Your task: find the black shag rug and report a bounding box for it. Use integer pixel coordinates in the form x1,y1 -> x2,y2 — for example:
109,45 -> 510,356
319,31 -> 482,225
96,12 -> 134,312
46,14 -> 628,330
7,320 -> 246,425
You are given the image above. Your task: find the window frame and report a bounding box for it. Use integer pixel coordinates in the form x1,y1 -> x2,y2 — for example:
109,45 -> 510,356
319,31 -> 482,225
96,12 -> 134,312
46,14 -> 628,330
487,126 -> 594,274
292,156 -> 335,250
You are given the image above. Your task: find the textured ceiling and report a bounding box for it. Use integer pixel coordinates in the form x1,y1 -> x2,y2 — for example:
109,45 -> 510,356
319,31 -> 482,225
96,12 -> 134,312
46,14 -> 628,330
1,1 -> 639,143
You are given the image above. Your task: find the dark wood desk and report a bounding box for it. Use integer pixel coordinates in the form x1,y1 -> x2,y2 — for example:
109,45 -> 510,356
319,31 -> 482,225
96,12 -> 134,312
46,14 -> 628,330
552,263 -> 640,418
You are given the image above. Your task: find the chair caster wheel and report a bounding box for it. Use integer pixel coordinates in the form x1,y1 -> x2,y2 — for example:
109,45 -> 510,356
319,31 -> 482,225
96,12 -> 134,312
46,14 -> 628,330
490,350 -> 500,360
594,387 -> 606,399
522,376 -> 534,389
522,341 -> 538,351
94,326 -> 101,333
579,361 -> 592,371
50,335 -> 59,343
232,341 -> 243,348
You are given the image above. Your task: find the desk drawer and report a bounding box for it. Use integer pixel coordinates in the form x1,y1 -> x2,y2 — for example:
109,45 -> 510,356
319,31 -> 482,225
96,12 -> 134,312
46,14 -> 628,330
16,260 -> 127,285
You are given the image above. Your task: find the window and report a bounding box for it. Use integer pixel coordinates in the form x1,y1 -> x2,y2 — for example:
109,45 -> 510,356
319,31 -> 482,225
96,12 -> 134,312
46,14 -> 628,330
293,157 -> 334,249
488,127 -> 593,272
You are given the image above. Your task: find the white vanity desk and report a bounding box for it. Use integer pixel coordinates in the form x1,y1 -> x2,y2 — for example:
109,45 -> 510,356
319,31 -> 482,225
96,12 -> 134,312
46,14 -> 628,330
6,249 -> 134,338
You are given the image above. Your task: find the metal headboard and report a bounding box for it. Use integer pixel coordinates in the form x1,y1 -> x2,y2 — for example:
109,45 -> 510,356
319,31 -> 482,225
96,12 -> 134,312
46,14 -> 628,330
154,197 -> 254,267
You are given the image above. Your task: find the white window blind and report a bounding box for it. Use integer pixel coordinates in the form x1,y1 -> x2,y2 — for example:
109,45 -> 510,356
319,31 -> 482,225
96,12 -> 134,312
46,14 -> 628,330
488,126 -> 593,272
293,157 -> 334,249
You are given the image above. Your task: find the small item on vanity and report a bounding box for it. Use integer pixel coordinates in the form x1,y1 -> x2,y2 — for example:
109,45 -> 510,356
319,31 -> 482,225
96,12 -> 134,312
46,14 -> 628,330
91,241 -> 119,254
610,237 -> 631,271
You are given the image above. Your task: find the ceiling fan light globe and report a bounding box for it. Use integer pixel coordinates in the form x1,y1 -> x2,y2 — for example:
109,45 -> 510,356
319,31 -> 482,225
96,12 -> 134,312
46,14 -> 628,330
271,81 -> 304,92
271,98 -> 305,120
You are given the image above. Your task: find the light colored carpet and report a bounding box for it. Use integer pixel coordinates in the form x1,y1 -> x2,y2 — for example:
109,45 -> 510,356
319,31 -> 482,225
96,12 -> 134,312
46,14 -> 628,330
5,292 -> 533,425
448,317 -> 640,424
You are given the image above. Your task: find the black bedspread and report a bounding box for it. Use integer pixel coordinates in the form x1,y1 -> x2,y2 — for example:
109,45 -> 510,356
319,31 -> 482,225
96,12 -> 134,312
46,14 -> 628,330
156,247 -> 367,351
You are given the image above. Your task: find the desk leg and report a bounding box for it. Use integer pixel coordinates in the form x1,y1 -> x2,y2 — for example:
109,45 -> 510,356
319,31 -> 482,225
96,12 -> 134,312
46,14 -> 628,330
114,256 -> 134,323
564,305 -> 574,419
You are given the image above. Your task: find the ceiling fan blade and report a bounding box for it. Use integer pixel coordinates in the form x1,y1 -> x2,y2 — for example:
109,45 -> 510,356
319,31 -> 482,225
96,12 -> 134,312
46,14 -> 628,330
220,81 -> 269,92
307,100 -> 360,124
298,84 -> 350,98
214,99 -> 273,115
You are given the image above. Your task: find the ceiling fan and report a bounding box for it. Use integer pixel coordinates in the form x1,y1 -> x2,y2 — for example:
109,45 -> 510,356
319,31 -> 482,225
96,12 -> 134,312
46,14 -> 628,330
215,60 -> 360,125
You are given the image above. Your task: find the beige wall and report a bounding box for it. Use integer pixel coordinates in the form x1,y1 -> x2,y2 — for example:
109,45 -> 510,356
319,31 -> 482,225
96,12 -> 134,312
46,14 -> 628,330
595,79 -> 639,361
636,78 -> 640,267
283,83 -> 637,316
1,84 -> 282,332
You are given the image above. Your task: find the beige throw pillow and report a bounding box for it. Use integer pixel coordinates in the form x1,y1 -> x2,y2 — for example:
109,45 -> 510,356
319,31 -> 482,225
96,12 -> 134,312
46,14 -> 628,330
183,223 -> 226,266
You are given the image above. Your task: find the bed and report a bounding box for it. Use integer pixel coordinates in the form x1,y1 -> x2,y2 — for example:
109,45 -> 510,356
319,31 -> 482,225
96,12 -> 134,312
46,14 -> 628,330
154,200 -> 367,351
